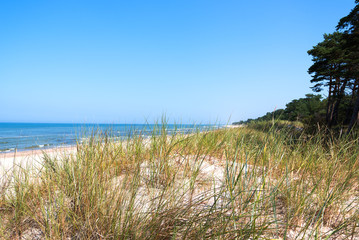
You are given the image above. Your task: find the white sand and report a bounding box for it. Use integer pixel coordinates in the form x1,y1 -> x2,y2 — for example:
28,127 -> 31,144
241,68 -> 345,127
0,147 -> 77,177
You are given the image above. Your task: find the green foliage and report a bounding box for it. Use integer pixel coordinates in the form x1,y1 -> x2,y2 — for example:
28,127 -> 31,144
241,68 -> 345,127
239,2 -> 359,132
307,32 -> 348,93
234,94 -> 326,130
306,1 -> 359,131
285,94 -> 325,123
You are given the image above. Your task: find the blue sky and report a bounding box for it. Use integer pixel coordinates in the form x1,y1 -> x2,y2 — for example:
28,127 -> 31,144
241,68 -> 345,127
0,0 -> 355,124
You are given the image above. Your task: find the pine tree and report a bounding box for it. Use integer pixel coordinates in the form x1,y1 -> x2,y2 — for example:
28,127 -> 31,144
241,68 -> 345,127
337,0 -> 359,132
308,32 -> 348,127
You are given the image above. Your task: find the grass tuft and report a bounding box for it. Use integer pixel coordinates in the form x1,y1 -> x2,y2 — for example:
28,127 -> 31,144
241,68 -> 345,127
0,122 -> 358,239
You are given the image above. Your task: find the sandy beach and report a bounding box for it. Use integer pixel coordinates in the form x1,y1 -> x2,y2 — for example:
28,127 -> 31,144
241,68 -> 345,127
223,124 -> 244,128
0,146 -> 77,176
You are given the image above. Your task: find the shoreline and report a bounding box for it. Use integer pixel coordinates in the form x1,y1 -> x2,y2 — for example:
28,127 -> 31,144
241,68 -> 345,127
0,145 -> 77,159
0,126 -> 225,159
0,145 -> 78,177
0,125 -> 221,158
0,126 -> 226,173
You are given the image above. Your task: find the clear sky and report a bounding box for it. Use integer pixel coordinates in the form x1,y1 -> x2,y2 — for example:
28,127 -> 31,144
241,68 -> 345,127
0,0 -> 355,124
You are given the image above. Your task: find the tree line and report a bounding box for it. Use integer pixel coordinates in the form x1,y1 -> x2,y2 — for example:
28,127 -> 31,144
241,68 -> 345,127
233,94 -> 325,127
235,1 -> 359,133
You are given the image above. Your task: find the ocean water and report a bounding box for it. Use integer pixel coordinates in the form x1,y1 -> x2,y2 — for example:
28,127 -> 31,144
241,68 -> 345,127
0,123 -> 218,153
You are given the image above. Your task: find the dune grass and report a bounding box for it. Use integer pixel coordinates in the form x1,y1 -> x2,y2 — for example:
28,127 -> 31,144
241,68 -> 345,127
0,123 -> 358,239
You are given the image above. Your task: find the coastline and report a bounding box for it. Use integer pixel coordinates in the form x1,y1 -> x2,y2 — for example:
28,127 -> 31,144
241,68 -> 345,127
0,145 -> 77,158
223,124 -> 244,128
0,126 -> 224,175
0,123 -> 218,156
0,145 -> 77,176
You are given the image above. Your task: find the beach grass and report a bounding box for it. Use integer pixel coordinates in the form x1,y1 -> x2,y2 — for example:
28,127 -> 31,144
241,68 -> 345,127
0,122 -> 358,239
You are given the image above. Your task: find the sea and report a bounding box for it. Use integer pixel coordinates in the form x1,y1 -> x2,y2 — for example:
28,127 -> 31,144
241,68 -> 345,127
0,123 -> 219,153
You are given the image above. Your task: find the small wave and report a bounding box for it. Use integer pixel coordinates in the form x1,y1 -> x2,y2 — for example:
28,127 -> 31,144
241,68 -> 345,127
0,148 -> 15,153
0,134 -> 75,139
25,145 -> 41,150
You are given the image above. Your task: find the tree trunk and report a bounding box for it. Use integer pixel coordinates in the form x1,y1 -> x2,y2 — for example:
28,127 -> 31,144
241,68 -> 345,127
326,76 -> 334,125
344,78 -> 359,124
330,79 -> 348,127
347,91 -> 359,133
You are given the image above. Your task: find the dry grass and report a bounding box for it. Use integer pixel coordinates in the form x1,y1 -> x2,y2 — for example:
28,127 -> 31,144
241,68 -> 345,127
0,123 -> 358,239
